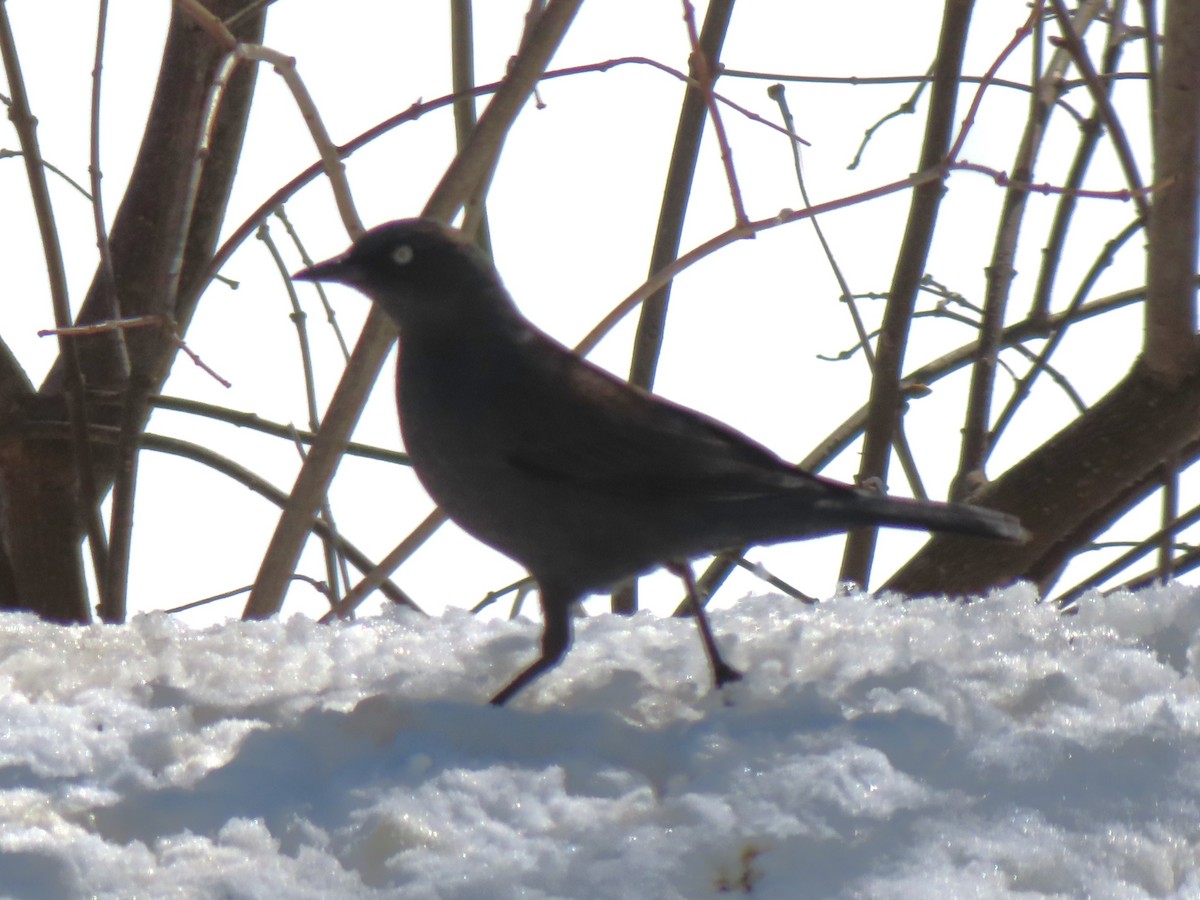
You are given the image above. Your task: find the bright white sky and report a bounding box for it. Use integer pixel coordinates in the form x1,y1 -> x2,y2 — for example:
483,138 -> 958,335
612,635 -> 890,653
0,2 -> 1157,623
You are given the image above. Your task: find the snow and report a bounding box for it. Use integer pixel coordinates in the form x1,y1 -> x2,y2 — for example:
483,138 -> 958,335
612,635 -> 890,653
2,583 -> 1200,898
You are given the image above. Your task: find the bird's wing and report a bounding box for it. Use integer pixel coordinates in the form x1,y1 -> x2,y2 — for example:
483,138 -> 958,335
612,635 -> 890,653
502,338 -> 854,501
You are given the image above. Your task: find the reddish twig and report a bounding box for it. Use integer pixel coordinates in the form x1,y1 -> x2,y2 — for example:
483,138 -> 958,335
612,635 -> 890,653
40,316 -> 232,388
681,0 -> 747,225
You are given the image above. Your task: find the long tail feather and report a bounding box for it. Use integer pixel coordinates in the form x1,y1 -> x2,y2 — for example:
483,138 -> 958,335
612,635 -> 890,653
817,492 -> 1028,543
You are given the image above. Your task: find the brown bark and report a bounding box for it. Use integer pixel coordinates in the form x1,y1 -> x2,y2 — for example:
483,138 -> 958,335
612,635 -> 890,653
0,3 -> 265,620
884,358 -> 1200,596
1144,0 -> 1200,379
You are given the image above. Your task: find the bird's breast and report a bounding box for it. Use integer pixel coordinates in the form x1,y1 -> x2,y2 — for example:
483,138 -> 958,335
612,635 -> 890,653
395,342 -> 530,521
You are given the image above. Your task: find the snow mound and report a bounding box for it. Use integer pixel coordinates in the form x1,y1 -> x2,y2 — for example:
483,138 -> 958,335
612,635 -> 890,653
1,582 -> 1199,898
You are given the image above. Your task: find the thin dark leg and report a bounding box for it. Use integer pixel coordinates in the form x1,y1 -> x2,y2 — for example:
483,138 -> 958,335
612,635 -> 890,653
666,560 -> 742,690
490,589 -> 574,706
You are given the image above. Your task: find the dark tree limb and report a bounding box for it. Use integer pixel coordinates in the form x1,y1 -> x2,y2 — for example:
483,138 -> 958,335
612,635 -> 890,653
884,358 -> 1200,596
614,0 -> 736,615
839,0 -> 974,587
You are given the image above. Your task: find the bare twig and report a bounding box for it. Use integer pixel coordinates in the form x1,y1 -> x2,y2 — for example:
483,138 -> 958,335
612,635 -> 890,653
990,217 -> 1144,447
319,510 -> 447,622
274,206 -> 351,360
164,574 -> 330,615
849,65 -> 933,169
40,317 -> 232,388
681,0 -> 746,224
0,149 -> 94,198
451,0 -> 493,250
261,220 -> 349,606
1056,499 -> 1200,605
1028,7 -> 1133,324
1049,0 -> 1149,221
148,395 -> 409,465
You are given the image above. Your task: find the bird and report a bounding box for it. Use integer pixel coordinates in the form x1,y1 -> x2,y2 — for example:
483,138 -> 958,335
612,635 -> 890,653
293,219 -> 1028,706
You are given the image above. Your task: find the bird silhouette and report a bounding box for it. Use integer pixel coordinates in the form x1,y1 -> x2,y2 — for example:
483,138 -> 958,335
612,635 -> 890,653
295,219 -> 1026,705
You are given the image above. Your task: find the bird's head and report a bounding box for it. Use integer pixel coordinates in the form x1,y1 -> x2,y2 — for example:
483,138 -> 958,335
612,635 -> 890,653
293,219 -> 515,330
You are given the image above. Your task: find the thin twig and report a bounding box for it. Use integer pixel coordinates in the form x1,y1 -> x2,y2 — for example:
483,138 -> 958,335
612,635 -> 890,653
767,83 -> 869,362
1026,6 -> 1128,325
849,65 -> 933,170
470,576 -> 537,614
262,219 -> 349,608
990,217 -> 1144,447
164,574 -> 330,615
1049,0 -> 1150,220
288,424 -> 350,609
40,317 -> 233,388
319,510 -> 447,622
149,395 -> 409,465
1056,499 -> 1200,605
1159,454 -> 1178,582
451,0 -> 494,251
274,206 -> 351,360
681,0 -> 746,224
0,150 -> 94,199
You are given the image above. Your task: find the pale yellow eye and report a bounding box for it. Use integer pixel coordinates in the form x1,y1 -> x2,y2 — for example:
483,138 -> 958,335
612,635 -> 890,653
390,244 -> 414,266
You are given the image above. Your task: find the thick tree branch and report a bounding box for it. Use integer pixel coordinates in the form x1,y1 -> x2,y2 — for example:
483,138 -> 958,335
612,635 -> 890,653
1144,0 -> 1200,378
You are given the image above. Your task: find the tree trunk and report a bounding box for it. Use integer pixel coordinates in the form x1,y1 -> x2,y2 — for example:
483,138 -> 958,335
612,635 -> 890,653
0,3 -> 266,620
884,358 -> 1200,596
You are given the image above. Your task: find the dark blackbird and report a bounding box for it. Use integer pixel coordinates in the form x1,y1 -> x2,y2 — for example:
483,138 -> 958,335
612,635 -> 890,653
294,219 -> 1027,705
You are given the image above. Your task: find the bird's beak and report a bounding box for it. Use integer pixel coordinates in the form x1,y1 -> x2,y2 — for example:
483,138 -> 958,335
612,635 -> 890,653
292,251 -> 357,285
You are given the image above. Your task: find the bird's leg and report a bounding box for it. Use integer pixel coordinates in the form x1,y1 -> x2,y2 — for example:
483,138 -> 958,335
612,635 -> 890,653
666,560 -> 743,690
490,588 -> 573,706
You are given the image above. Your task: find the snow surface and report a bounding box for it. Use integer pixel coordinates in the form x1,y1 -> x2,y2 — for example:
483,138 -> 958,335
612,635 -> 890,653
2,583 -> 1200,898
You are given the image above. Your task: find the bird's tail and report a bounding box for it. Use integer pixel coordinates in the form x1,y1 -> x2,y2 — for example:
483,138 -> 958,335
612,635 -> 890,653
813,491 -> 1028,543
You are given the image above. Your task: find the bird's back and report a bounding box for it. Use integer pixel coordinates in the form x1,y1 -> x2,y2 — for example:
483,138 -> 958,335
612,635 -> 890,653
395,320 -> 875,593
